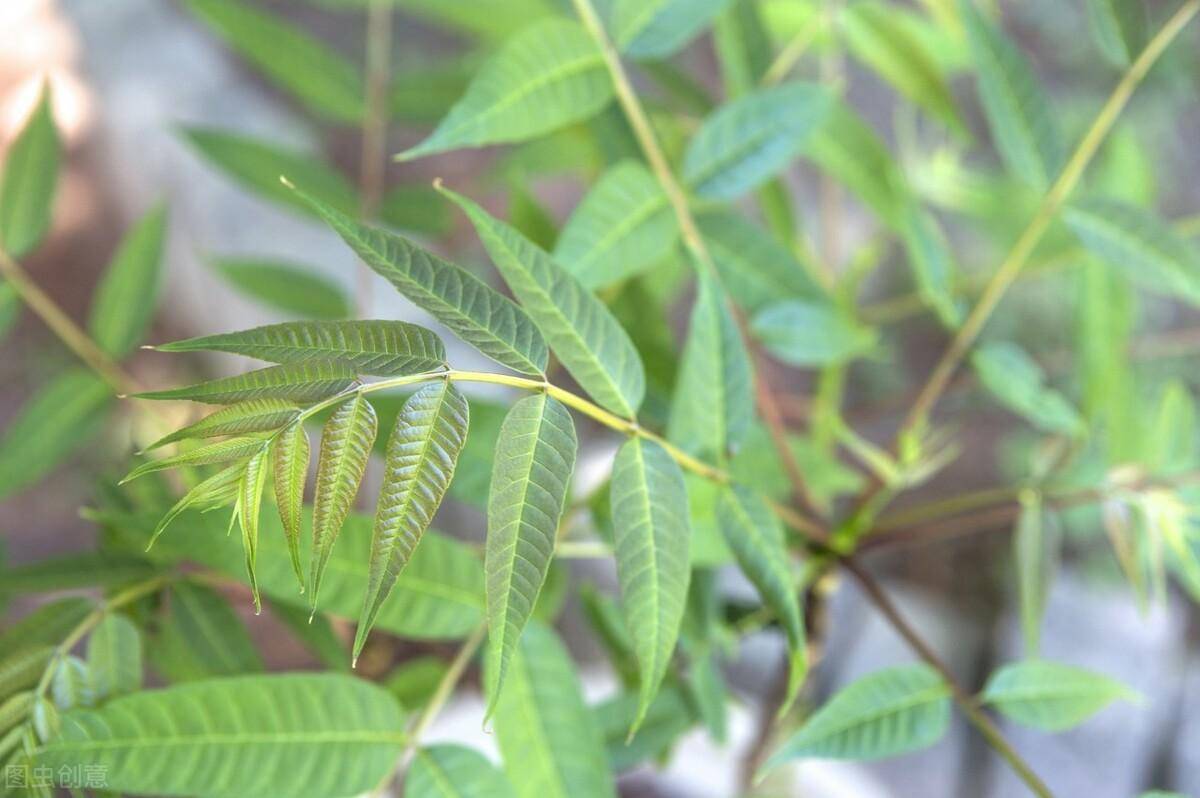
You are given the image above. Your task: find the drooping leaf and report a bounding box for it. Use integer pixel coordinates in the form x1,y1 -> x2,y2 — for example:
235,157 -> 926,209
490,623 -> 616,798
610,437 -> 692,736
960,0 -> 1063,189
355,381 -> 469,661
406,745 -> 515,798
184,127 -> 359,219
157,320 -> 446,376
554,161 -> 677,289
310,392 -> 377,609
135,361 -> 357,405
114,508 -> 485,640
667,270 -> 753,459
981,660 -> 1136,731
236,447 -> 270,610
716,485 -> 806,710
764,664 -> 950,770
34,674 -> 404,797
147,463 -> 245,550
804,100 -> 911,231
398,19 -> 612,160
1012,492 -> 1059,657
1087,0 -> 1146,66
444,188 -> 646,418
212,258 -> 352,319
273,421 -> 311,589
611,0 -> 734,59
1065,198 -> 1200,306
145,398 -> 299,451
120,436 -> 269,485
0,84 -> 60,258
151,581 -> 262,682
752,300 -> 877,366
88,204 -> 168,357
901,206 -> 962,328
0,369 -> 111,499
295,187 -> 549,376
698,211 -> 826,313
181,0 -> 364,122
86,614 -> 142,701
485,394 -> 577,710
682,82 -> 832,200
840,1 -> 965,134
971,341 -> 1084,436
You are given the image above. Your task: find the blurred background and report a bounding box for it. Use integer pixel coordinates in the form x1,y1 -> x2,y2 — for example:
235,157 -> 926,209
2,0 -> 1200,795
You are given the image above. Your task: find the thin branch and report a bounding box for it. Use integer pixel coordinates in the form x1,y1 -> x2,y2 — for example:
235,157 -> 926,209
761,11 -> 827,87
842,559 -> 1055,798
398,622 -> 486,768
0,246 -> 139,394
356,0 -> 393,317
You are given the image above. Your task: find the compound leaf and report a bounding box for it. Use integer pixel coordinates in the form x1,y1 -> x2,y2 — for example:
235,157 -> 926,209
355,381 -> 469,661
610,437 -> 691,737
485,394 -> 577,711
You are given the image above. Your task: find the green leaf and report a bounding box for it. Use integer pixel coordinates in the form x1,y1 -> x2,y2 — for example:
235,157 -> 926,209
764,664 -> 950,770
971,341 -> 1084,436
0,598 -> 93,655
485,394 -> 577,710
152,582 -> 262,682
87,614 -> 142,701
236,447 -> 270,610
384,657 -> 448,709
120,436 -> 268,485
960,0 -> 1063,189
295,186 -> 549,376
34,673 -> 404,797
901,207 -> 962,328
0,368 -> 111,500
0,84 -> 60,258
1065,198 -> 1200,306
752,300 -> 877,366
184,127 -> 358,218
88,204 -> 168,357
712,0 -> 772,96
145,398 -> 299,451
444,188 -> 646,417
310,392 -> 377,609
0,647 -> 54,703
668,270 -> 752,459
612,0 -> 734,59
804,100 -> 911,231
1012,492 -> 1059,657
698,211 -> 826,313
509,184 -> 558,252
716,485 -> 805,711
683,82 -> 832,200
981,660 -> 1136,731
270,600 -> 348,671
50,656 -> 93,710
489,623 -> 615,798
595,683 -> 696,771
398,19 -> 612,160
157,320 -> 446,376
1087,0 -> 1146,66
273,421 -> 311,589
356,381 -> 469,661
148,463 -> 245,550
610,437 -> 691,736
554,161 -> 677,290
840,1 -> 965,134
181,0 -> 364,122
406,745 -> 515,798
0,281 -> 20,343
382,184 -> 454,237
0,552 -> 156,594
0,690 -> 34,735
212,258 -> 352,320
117,507 -> 484,640
135,361 -> 357,404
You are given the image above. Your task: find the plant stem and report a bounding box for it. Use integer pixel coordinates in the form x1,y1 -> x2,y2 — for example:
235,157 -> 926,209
356,0 -> 393,317
842,559 -> 1055,798
399,622 -> 486,767
0,247 -> 136,394
568,0 -> 822,518
761,12 -> 827,86
896,0 -> 1200,441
